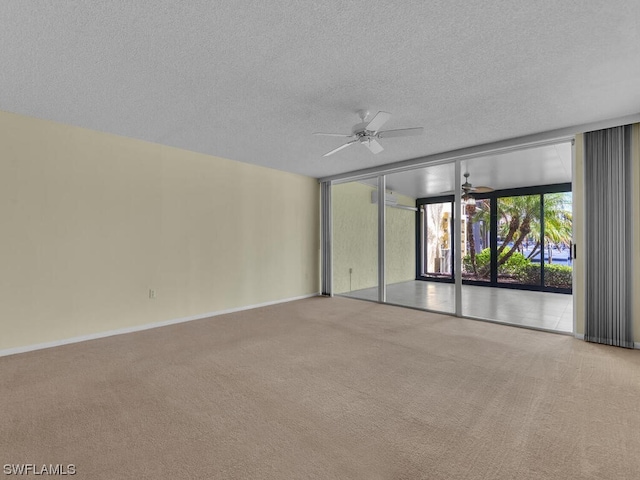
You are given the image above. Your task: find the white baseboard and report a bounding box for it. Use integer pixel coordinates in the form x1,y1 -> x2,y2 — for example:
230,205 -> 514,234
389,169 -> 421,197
0,293 -> 320,358
635,342 -> 640,350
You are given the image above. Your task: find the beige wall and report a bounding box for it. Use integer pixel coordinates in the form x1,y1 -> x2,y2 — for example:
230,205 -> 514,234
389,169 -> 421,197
332,182 -> 415,294
0,110 -> 319,351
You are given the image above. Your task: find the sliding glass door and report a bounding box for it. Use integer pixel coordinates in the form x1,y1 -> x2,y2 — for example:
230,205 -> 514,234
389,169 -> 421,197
419,200 -> 453,280
493,190 -> 572,291
462,198 -> 492,283
543,192 -> 573,290
331,180 -> 378,300
496,194 -> 542,287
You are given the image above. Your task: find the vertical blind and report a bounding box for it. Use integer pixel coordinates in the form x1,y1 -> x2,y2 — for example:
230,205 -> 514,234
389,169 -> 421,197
584,125 -> 633,348
321,181 -> 332,296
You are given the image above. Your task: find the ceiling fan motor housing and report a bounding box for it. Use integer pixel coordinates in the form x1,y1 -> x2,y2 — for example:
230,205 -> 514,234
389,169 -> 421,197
352,123 -> 370,135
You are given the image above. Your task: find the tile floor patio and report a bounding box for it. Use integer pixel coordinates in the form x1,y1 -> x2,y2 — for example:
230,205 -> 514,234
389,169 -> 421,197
341,280 -> 573,333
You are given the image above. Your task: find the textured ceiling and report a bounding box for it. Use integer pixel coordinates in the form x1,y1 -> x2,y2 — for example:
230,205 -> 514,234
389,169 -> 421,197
1,1 -> 638,179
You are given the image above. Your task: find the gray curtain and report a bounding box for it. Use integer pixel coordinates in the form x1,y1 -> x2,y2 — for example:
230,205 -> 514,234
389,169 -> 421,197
584,125 -> 633,348
321,181 -> 332,296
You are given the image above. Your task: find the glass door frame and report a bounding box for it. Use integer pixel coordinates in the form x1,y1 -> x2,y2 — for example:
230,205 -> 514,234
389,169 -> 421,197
416,196 -> 455,283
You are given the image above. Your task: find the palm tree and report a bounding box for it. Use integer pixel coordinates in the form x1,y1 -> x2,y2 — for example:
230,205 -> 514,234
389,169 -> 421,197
517,193 -> 572,263
464,198 -> 491,277
496,195 -> 540,265
543,193 -> 572,263
465,193 -> 572,276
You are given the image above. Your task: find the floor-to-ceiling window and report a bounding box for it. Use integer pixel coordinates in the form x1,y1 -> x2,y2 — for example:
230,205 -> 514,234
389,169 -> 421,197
416,184 -> 572,294
331,180 -> 378,298
324,140 -> 574,333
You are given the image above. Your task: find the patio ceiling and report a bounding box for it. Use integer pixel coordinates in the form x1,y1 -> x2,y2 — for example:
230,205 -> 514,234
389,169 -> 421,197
360,141 -> 572,199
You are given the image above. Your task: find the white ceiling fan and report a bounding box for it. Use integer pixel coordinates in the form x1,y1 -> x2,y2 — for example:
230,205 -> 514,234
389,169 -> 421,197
313,110 -> 424,157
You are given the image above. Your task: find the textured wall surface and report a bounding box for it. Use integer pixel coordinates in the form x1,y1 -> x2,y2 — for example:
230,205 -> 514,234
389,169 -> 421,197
332,182 -> 415,294
0,110 -> 320,351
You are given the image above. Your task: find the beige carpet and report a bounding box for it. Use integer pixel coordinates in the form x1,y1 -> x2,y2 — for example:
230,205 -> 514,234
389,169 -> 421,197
1,296 -> 640,479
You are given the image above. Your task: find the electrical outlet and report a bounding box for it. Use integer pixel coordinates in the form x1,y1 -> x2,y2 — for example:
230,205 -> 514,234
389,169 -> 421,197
149,289 -> 156,299
349,268 -> 353,274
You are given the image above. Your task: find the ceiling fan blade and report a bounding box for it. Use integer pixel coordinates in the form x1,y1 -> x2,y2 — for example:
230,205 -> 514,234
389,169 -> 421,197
363,138 -> 384,154
473,186 -> 494,193
365,111 -> 391,132
377,127 -> 424,139
322,140 -> 358,157
313,132 -> 353,137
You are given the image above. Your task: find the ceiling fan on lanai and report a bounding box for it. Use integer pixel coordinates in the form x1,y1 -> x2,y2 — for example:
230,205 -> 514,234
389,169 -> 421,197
442,172 -> 494,200
313,110 -> 424,157
461,172 -> 494,200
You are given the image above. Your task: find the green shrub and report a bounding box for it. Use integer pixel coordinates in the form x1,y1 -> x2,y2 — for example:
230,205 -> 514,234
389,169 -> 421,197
463,248 -> 491,272
464,247 -> 531,276
543,263 -> 573,288
464,247 -> 572,288
498,251 -> 529,274
515,263 -> 572,288
514,263 -> 541,284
